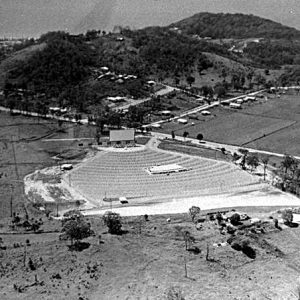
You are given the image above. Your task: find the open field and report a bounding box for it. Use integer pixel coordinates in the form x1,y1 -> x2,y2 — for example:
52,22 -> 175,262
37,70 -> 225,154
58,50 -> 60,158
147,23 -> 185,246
70,147 -> 263,207
158,93 -> 300,156
0,112 -> 95,218
1,207 -> 300,299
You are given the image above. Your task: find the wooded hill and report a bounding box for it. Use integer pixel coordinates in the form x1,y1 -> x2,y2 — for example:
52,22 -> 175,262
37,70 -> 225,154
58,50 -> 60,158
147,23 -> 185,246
169,12 -> 300,39
2,12 -> 300,113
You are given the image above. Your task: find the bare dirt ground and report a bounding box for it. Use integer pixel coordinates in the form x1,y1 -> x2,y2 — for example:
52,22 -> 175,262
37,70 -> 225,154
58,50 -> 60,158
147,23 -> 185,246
1,207 -> 300,300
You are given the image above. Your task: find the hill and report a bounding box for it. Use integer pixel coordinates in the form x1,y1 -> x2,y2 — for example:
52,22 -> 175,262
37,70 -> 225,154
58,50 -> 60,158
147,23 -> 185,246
0,43 -> 46,87
170,12 -> 300,39
2,0 -> 300,37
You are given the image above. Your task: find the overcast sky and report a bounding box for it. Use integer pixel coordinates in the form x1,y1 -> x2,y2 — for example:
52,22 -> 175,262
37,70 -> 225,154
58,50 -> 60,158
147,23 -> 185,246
0,0 -> 299,38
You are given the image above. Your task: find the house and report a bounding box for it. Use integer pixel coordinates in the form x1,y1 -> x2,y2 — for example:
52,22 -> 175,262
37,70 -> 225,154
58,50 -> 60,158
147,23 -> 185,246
109,129 -> 135,147
201,110 -> 211,116
147,80 -> 156,86
229,103 -> 242,109
161,110 -> 171,116
177,118 -> 188,124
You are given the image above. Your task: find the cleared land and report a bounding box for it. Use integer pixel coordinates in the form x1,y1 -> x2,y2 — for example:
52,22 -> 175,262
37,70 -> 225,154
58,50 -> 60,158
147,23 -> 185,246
159,92 -> 300,156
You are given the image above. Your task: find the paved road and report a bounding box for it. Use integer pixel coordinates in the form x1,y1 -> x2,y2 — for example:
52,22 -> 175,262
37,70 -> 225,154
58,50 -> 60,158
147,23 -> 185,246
146,89 -> 266,127
151,131 -> 300,160
113,85 -> 177,111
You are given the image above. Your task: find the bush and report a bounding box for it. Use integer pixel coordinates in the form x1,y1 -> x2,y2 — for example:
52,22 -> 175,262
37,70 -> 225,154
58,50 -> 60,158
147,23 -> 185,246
102,212 -> 122,234
230,237 -> 256,259
242,244 -> 256,259
189,206 -> 201,223
230,213 -> 241,225
231,242 -> 242,251
166,286 -> 185,300
282,209 -> 293,225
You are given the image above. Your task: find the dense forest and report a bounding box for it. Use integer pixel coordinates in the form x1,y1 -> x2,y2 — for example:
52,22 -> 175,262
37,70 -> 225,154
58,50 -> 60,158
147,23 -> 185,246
279,67 -> 300,86
6,32 -> 95,97
170,12 -> 300,39
244,41 -> 300,68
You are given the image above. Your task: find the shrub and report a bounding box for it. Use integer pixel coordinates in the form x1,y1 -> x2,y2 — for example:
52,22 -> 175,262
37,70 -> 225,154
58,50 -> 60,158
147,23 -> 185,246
282,209 -> 293,225
230,237 -> 256,259
242,244 -> 256,259
231,242 -> 242,251
230,213 -> 241,225
188,206 -> 201,223
102,212 -> 122,234
166,286 -> 185,300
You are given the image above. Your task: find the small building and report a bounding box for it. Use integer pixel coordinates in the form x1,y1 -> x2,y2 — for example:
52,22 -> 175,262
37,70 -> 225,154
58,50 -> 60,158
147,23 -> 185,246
201,110 -> 211,116
177,118 -> 188,124
109,129 -> 135,147
151,123 -> 162,129
61,164 -> 73,171
229,103 -> 242,109
147,80 -> 156,86
161,110 -> 171,116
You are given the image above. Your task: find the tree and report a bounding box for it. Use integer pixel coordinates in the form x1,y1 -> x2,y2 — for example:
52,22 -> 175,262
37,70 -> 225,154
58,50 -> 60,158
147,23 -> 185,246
62,214 -> 93,247
246,154 -> 259,172
239,149 -> 249,169
230,213 -> 241,226
282,209 -> 293,225
281,155 -> 297,174
246,69 -> 255,88
174,77 -> 180,86
186,75 -> 195,87
214,85 -> 226,98
183,131 -> 189,140
262,157 -> 269,181
201,85 -> 214,98
171,131 -> 175,139
221,68 -> 227,82
103,212 -> 122,234
196,133 -> 203,142
189,206 -> 201,223
183,231 -> 195,250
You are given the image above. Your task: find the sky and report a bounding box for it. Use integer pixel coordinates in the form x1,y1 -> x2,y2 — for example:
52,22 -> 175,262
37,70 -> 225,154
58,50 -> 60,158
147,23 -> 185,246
0,0 -> 299,38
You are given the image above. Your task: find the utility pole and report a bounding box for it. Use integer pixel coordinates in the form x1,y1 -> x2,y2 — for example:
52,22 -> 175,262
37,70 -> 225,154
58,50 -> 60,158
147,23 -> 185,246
11,135 -> 20,180
10,185 -> 13,218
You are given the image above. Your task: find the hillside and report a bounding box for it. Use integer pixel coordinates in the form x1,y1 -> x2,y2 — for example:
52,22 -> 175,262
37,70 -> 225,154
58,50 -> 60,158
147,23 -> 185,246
170,12 -> 300,39
1,207 -> 300,299
0,43 -> 46,87
2,12 -> 300,114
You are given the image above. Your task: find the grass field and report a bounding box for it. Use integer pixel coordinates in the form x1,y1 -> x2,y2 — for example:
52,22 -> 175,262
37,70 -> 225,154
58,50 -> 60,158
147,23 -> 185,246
159,93 -> 300,156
